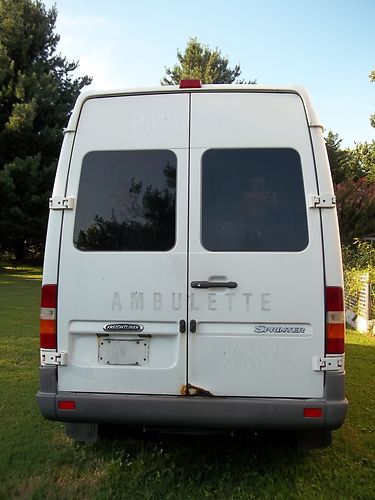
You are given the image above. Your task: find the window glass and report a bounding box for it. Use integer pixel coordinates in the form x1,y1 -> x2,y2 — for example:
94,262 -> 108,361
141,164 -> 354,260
74,150 -> 176,251
202,149 -> 309,252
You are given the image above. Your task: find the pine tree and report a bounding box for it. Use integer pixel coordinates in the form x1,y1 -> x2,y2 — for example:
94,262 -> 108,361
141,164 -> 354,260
162,38 -> 255,85
325,131 -> 350,185
370,69 -> 375,128
0,0 -> 91,260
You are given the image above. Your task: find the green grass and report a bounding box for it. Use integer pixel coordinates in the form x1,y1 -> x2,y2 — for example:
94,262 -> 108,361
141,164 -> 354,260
0,266 -> 374,499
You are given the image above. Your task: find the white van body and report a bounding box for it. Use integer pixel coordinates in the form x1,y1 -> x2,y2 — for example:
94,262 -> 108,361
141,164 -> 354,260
37,84 -> 347,446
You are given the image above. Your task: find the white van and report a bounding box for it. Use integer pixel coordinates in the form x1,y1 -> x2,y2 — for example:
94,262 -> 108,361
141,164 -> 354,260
37,81 -> 347,448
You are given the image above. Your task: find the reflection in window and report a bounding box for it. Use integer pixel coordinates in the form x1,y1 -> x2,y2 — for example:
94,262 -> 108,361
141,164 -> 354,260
202,149 -> 309,252
74,150 -> 176,251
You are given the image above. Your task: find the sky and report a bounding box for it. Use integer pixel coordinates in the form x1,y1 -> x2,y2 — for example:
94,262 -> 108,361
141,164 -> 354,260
43,0 -> 374,147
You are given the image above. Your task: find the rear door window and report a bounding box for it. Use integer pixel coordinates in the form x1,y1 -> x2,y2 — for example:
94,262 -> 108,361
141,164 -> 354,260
74,150 -> 177,251
201,148 -> 309,252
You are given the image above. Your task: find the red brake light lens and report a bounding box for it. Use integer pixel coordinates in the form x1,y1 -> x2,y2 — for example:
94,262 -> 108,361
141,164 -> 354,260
326,287 -> 345,354
326,286 -> 344,311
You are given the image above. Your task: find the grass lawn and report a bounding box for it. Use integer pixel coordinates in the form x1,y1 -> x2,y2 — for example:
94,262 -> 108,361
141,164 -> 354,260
0,266 -> 374,499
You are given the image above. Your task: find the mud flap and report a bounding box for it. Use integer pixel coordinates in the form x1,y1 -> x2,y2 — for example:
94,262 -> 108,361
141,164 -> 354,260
65,422 -> 99,443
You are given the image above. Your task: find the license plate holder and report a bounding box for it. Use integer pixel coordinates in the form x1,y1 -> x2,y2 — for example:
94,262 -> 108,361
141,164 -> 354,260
98,339 -> 149,366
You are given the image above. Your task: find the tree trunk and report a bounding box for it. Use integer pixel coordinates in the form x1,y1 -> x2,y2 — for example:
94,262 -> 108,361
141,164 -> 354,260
13,240 -> 26,262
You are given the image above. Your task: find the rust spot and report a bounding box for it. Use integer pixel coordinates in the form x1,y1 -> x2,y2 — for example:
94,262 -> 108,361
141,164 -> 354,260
180,383 -> 212,397
180,384 -> 189,395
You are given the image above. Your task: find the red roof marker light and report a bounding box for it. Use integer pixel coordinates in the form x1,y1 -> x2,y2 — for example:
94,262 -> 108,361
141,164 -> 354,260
179,79 -> 202,89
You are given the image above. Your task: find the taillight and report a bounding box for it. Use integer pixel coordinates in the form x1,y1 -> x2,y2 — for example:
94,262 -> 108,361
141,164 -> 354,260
40,284 -> 57,349
326,287 -> 345,354
179,79 -> 202,88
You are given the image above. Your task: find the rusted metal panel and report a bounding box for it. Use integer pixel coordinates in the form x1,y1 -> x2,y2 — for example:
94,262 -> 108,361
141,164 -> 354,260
180,384 -> 213,397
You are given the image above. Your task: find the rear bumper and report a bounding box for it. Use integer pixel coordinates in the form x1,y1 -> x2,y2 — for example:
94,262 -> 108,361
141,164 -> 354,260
36,368 -> 348,431
37,392 -> 348,430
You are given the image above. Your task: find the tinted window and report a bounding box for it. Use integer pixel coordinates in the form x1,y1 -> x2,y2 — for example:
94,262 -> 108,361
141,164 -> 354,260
202,149 -> 308,252
74,150 -> 176,251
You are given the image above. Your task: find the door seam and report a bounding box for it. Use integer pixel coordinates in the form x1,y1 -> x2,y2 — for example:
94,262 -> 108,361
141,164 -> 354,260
185,92 -> 192,390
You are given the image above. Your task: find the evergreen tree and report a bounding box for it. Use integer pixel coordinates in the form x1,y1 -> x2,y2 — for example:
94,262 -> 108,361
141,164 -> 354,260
0,0 -> 91,260
325,131 -> 350,185
370,69 -> 375,128
162,38 -> 256,85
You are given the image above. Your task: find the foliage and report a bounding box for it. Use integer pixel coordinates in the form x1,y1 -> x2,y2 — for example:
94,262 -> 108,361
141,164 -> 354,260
0,155 -> 53,261
342,239 -> 375,318
325,130 -> 350,184
343,239 -> 375,270
347,140 -> 375,182
335,178 -> 375,245
325,130 -> 375,246
162,37 -> 256,85
1,268 -> 375,498
0,0 -> 91,261
325,132 -> 375,183
370,69 -> 375,128
344,267 -> 374,319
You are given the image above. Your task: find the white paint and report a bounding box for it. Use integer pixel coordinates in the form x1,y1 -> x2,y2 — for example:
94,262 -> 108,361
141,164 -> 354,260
187,92 -> 327,397
45,87 -> 342,400
57,93 -> 189,395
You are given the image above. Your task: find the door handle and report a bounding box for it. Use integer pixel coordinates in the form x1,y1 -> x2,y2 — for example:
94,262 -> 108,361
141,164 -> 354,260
179,320 -> 186,333
191,281 -> 238,289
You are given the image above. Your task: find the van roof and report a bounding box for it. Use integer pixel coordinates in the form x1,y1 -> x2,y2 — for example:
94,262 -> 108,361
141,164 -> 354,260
66,84 -> 322,132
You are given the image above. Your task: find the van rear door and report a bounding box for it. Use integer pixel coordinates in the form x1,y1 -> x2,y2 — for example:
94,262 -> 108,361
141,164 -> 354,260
57,93 -> 189,395
187,92 -> 325,398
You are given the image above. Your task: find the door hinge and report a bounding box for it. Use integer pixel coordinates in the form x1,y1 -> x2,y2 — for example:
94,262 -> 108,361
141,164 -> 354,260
49,196 -> 75,210
313,355 -> 344,372
309,194 -> 336,208
41,349 -> 68,366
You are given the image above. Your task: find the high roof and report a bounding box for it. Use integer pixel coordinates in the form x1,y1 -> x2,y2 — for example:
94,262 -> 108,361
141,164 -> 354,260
66,84 -> 322,132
